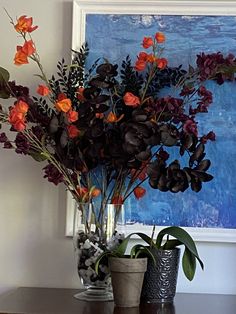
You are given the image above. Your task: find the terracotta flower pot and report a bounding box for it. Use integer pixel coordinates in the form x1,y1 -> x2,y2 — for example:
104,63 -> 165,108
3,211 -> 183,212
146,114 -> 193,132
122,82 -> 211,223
109,257 -> 147,307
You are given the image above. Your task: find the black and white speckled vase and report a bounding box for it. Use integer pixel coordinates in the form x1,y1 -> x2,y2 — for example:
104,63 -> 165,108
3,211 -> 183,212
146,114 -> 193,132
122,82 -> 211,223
141,248 -> 180,303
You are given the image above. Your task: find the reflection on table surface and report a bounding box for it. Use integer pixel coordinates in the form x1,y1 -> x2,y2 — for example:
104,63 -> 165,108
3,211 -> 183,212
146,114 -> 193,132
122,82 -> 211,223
114,302 -> 175,314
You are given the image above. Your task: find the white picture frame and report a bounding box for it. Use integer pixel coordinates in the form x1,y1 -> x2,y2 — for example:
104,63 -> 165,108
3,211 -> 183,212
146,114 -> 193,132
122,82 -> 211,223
66,0 -> 236,242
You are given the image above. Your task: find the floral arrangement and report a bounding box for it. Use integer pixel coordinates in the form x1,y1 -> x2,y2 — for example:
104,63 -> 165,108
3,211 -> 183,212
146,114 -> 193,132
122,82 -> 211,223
1,14 -> 236,237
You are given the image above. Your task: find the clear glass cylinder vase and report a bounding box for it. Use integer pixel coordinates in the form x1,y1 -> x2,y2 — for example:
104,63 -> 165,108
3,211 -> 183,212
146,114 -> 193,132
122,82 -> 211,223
73,202 -> 125,301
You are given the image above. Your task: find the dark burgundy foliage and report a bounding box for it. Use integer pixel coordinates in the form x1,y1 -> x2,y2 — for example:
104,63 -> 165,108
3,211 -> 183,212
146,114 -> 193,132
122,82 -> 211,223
0,132 -> 8,143
196,52 -> 236,83
43,163 -> 64,185
3,141 -> 13,149
1,44 -> 235,193
15,133 -> 30,154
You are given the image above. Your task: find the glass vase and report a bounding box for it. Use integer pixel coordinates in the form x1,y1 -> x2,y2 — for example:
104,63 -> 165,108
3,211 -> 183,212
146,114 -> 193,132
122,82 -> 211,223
73,202 -> 125,301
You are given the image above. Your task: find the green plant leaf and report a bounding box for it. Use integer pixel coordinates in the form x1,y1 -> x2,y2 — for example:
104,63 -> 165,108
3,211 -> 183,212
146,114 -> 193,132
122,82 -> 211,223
30,151 -> 48,162
0,67 -> 10,99
114,233 -> 133,256
95,251 -> 112,274
156,226 -> 204,280
0,67 -> 10,82
162,239 -> 182,250
134,232 -> 155,246
182,247 -> 196,281
130,244 -> 145,258
155,226 -> 204,273
135,246 -> 156,264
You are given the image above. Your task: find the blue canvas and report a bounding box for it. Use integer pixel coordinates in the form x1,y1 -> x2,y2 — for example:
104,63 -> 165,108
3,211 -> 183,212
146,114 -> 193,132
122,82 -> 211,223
85,14 -> 236,229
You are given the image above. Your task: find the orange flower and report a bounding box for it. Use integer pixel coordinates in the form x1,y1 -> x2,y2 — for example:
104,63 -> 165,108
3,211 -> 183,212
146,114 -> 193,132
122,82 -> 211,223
155,32 -> 165,43
9,101 -> 29,131
142,36 -> 153,49
55,98 -> 72,112
76,187 -> 88,197
146,54 -> 156,63
123,92 -> 140,107
138,52 -> 148,61
106,112 -> 124,123
156,58 -> 168,69
14,41 -> 35,66
14,49 -> 28,65
77,87 -> 85,101
13,120 -> 26,132
9,108 -> 24,124
67,125 -> 80,138
15,100 -> 29,114
135,59 -> 146,71
90,188 -> 101,198
21,40 -> 36,56
37,85 -> 50,96
67,110 -> 78,123
14,15 -> 38,33
111,195 -> 124,205
134,187 -> 146,200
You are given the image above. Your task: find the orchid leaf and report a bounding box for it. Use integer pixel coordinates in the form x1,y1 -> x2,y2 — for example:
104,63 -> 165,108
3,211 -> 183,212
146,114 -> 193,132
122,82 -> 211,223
95,251 -> 112,274
162,239 -> 182,250
156,226 -> 204,272
182,247 -> 196,281
130,244 -> 145,258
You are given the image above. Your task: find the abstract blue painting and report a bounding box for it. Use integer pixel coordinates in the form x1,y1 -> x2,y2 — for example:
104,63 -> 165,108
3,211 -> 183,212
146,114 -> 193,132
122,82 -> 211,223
85,14 -> 236,229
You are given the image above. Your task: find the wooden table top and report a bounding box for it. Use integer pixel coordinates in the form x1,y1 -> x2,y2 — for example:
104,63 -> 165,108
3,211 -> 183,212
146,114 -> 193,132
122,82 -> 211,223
0,287 -> 235,314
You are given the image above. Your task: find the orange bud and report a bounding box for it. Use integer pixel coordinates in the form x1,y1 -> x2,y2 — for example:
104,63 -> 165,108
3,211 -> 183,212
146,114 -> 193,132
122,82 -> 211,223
146,54 -> 156,63
37,85 -> 50,96
106,112 -> 124,123
13,119 -> 26,131
67,125 -> 80,138
123,92 -> 140,107
155,32 -> 165,43
9,108 -> 24,124
55,98 -> 72,113
135,59 -> 146,71
77,187 -> 88,196
15,100 -> 29,114
91,188 -> 101,198
156,58 -> 168,69
134,187 -> 146,200
67,110 -> 78,123
14,50 -> 28,65
142,36 -> 153,49
21,40 -> 35,56
138,52 -> 148,61
14,15 -> 38,33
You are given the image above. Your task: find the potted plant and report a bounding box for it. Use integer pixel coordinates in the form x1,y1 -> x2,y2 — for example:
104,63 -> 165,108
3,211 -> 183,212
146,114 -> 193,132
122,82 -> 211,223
97,226 -> 202,305
138,226 -> 203,303
96,234 -> 154,307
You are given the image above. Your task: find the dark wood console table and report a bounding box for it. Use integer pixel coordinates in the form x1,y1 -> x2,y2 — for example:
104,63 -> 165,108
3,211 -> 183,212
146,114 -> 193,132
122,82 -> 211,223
0,287 -> 235,314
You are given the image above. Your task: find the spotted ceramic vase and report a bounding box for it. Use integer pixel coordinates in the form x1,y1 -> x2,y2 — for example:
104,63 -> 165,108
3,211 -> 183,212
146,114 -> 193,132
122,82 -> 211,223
141,248 -> 180,303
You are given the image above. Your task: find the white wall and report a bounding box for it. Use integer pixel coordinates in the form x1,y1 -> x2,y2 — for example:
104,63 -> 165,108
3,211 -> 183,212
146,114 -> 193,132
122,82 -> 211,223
0,0 -> 236,295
